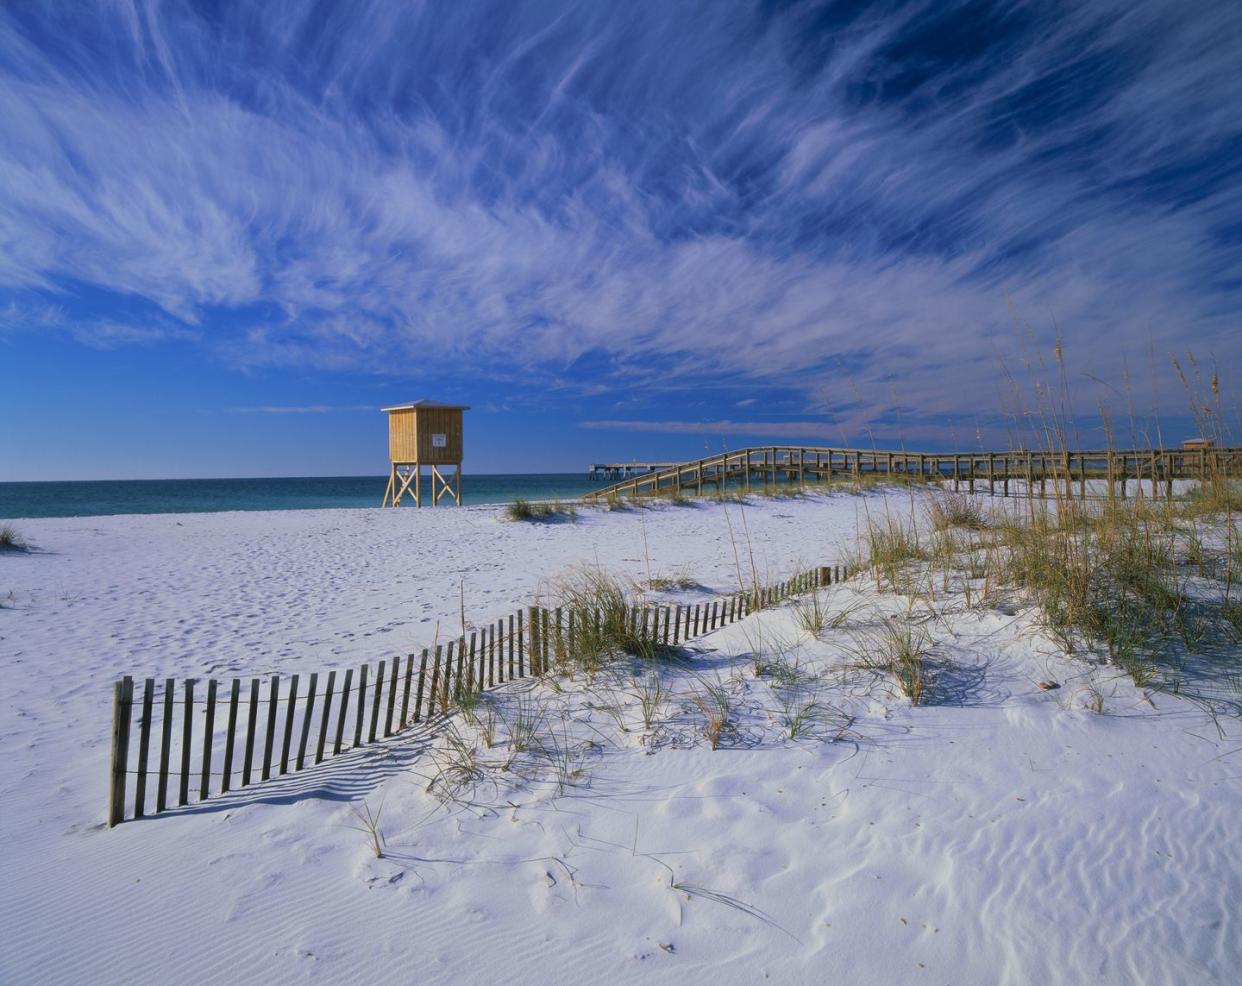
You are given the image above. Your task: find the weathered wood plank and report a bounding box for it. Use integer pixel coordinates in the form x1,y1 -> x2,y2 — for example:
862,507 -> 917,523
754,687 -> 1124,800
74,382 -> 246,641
297,672 -> 318,770
316,670 -> 336,765
108,676 -> 133,827
221,678 -> 240,794
134,677 -> 154,819
199,678 -> 217,800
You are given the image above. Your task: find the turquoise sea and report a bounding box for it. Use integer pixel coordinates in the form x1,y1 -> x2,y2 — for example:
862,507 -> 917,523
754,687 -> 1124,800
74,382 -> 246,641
0,474 -> 613,520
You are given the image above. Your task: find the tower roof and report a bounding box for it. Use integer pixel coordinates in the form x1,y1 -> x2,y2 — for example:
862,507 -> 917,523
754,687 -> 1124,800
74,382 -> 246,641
381,400 -> 471,411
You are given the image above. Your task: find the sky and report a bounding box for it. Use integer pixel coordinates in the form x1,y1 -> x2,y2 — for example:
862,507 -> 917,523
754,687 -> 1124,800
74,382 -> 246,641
1,0 -> 1240,480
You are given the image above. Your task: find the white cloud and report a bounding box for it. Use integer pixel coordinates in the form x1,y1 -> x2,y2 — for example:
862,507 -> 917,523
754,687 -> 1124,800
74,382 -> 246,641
0,0 -> 1238,433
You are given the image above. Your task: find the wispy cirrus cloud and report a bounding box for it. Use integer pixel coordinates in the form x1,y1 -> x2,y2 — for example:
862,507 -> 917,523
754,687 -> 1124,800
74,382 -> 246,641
582,419 -> 845,440
0,1 -> 1239,436
224,404 -> 372,415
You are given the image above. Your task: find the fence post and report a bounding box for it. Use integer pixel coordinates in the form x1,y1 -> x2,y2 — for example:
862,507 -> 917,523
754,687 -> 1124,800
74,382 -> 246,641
134,678 -> 154,819
179,679 -> 194,807
199,678 -> 217,800
413,651 -> 429,723
527,606 -> 540,675
317,670 -> 337,764
108,676 -> 134,827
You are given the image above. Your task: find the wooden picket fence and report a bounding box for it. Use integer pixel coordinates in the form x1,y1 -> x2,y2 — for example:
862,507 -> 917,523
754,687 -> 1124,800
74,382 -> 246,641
108,563 -> 855,826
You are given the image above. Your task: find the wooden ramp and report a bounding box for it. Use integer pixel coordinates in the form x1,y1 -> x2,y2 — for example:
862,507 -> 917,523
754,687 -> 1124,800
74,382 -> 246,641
582,445 -> 1242,502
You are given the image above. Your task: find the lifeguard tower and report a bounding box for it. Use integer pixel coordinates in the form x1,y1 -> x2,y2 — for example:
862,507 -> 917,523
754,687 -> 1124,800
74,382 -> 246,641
381,400 -> 469,507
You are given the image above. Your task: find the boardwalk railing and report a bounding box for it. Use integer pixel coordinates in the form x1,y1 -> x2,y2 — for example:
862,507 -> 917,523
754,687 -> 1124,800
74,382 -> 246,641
581,445 -> 1242,502
107,564 -> 855,826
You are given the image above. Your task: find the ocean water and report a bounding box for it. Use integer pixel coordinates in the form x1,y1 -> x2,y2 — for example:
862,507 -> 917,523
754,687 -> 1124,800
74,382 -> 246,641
0,474 -> 613,520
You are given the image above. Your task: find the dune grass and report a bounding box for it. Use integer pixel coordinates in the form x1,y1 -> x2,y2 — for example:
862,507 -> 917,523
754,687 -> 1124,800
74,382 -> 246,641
505,499 -> 578,522
0,524 -> 28,551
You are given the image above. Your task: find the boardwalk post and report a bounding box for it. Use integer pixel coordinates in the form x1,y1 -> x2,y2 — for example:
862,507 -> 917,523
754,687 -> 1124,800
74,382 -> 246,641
108,676 -> 133,827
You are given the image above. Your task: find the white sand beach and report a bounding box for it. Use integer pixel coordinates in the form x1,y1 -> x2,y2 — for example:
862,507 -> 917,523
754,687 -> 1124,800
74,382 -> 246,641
1,490 -> 1238,984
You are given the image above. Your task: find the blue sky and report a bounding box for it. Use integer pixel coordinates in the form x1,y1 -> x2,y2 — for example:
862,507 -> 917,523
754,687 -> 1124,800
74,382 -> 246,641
1,0 -> 1239,480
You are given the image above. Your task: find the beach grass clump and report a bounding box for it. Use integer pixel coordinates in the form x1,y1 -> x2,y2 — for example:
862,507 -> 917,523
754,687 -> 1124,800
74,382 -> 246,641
505,499 -> 578,523
926,493 -> 989,531
989,493 -> 1206,680
790,586 -> 837,637
864,515 -> 926,591
634,672 -> 668,728
1177,478 -> 1242,519
691,678 -> 733,750
0,524 -> 28,552
554,567 -> 672,671
645,568 -> 699,592
847,618 -> 933,705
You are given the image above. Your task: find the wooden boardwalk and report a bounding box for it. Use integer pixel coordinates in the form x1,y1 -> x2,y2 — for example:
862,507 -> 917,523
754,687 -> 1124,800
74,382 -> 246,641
582,445 -> 1242,502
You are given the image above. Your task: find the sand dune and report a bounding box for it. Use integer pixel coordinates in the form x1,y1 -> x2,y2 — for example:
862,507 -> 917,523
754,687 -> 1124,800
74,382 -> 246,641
0,491 -> 1237,984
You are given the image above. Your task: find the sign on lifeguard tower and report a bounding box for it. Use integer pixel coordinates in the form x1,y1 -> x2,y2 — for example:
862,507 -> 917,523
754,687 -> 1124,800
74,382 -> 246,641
381,400 -> 469,507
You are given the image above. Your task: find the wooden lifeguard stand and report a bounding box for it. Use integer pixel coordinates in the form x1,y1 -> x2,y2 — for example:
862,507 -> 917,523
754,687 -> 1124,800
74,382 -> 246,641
381,400 -> 470,507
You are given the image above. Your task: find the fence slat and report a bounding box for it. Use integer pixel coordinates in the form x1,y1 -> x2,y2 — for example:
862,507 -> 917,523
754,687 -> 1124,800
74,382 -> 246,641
297,672 -> 318,770
428,646 -> 443,716
442,642 -> 454,710
179,679 -> 194,807
158,678 -> 174,810
399,654 -> 414,730
221,679 -> 240,794
134,677 -> 154,819
455,639 -> 465,697
354,664 -> 369,747
108,676 -> 133,827
242,678 -> 259,788
258,675 -> 277,781
280,675 -> 298,776
199,678 -> 217,800
316,670 -> 336,765
334,668 -> 353,755
509,614 -> 516,679
673,604 -> 682,644
517,611 -> 525,678
489,624 -> 497,687
413,650 -> 428,723
369,660 -> 386,743
385,658 -> 399,737
554,608 -> 564,666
